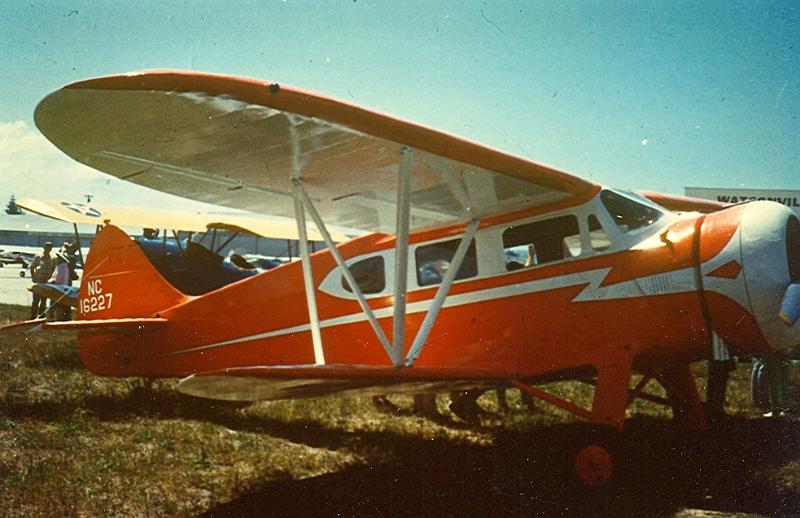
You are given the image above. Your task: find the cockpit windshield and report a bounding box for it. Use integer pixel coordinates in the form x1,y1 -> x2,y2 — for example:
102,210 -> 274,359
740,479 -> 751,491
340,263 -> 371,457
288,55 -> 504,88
600,189 -> 664,233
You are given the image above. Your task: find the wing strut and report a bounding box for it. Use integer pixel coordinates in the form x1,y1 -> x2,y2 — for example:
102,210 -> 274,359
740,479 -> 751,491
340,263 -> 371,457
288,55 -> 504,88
72,223 -> 85,272
213,230 -> 240,254
285,128 -> 473,368
391,147 -> 413,366
291,183 -> 325,364
404,218 -> 480,366
289,119 -> 325,365
293,180 -> 394,362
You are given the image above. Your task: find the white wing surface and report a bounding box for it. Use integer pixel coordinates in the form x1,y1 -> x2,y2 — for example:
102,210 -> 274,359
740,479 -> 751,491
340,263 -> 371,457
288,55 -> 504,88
34,70 -> 597,233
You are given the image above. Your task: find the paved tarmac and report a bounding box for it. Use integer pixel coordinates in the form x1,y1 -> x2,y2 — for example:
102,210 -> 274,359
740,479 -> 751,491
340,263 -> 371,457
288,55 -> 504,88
0,264 -> 36,306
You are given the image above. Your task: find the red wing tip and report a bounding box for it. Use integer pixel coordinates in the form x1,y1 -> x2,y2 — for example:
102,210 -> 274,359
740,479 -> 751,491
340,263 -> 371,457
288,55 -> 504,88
63,69 -> 274,91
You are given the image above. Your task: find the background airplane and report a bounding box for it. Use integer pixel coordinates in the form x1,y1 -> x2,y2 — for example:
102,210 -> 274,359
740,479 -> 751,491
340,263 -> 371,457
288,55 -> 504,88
0,249 -> 34,269
14,197 -> 340,308
15,197 -> 343,242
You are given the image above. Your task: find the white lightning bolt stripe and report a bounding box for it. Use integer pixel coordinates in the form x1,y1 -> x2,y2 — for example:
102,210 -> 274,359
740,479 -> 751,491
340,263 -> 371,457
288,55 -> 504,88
165,264 -> 702,357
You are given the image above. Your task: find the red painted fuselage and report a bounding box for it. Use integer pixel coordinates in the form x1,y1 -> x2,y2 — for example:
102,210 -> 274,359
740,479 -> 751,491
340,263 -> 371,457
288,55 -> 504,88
76,190 -> 786,388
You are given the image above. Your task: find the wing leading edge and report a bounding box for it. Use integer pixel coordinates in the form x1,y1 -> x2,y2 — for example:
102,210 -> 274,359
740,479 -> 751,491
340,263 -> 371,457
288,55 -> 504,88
34,70 -> 598,234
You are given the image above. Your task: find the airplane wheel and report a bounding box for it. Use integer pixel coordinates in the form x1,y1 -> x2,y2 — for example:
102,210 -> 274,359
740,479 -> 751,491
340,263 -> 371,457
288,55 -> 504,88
574,426 -> 619,487
19,270 -> 25,278
575,444 -> 614,487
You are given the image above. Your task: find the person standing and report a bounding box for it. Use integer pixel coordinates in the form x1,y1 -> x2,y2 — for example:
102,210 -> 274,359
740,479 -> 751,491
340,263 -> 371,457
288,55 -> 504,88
48,252 -> 71,321
763,354 -> 790,418
29,242 -> 55,319
60,242 -> 79,286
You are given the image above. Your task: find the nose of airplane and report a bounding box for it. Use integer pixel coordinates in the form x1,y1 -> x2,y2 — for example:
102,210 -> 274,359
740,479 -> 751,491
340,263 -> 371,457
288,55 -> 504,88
739,201 -> 800,353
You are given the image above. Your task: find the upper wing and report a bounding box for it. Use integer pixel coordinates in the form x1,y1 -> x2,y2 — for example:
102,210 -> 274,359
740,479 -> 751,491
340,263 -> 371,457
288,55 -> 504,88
15,197 -> 340,241
34,70 -> 597,233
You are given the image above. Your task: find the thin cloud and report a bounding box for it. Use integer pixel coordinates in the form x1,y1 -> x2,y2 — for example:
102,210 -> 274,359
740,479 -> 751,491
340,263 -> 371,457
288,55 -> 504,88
0,120 -> 230,212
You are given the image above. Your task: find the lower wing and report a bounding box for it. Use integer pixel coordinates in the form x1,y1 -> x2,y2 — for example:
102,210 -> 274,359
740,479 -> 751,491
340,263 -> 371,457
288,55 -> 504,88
177,364 -> 504,402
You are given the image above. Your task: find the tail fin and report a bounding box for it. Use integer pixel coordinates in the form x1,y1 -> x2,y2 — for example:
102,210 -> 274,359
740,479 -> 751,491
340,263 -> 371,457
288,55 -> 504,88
77,225 -> 186,376
79,224 -> 186,320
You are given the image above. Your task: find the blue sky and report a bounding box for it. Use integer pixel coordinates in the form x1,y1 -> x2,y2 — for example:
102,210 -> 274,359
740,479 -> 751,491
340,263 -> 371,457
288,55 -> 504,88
1,0 -> 798,223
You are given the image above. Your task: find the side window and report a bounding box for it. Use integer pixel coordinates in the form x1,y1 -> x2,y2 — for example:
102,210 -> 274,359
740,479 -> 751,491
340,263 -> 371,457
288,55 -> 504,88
600,190 -> 661,232
588,215 -> 611,252
341,256 -> 385,294
503,215 -> 581,271
415,238 -> 477,287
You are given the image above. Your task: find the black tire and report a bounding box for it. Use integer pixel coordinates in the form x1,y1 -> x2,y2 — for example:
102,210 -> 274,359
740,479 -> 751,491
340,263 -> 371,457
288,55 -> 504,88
19,270 -> 25,278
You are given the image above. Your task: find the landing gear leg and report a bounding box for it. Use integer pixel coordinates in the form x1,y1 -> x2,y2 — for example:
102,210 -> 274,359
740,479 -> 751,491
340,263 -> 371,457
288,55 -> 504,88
575,359 -> 634,487
513,357 -> 635,487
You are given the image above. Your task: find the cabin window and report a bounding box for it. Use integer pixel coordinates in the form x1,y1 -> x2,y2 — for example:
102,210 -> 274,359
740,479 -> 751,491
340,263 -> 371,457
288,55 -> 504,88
588,215 -> 611,252
503,215 -> 581,270
341,256 -> 385,294
600,190 -> 662,233
415,238 -> 477,287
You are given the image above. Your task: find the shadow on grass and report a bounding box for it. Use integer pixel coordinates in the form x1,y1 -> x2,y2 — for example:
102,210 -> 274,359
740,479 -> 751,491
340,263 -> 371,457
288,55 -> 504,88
31,347 -> 86,371
3,389 -> 799,517
199,415 -> 800,517
1,387 -> 465,462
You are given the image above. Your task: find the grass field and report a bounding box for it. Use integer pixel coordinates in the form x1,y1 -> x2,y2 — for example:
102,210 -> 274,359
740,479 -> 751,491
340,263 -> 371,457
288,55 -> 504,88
1,302 -> 798,517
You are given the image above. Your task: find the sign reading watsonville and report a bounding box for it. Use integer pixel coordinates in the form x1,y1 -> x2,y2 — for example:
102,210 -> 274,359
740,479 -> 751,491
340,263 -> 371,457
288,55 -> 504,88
685,187 -> 800,216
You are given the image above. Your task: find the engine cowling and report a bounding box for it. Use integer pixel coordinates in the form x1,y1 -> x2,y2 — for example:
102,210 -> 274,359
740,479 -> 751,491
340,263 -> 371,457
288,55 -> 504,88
703,201 -> 800,354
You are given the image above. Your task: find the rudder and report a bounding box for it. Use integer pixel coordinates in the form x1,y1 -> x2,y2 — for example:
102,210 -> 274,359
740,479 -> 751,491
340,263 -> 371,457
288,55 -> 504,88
78,224 -> 186,320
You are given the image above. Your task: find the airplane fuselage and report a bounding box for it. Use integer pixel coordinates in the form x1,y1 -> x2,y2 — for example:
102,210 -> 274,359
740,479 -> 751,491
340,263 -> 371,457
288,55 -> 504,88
75,189 -> 799,384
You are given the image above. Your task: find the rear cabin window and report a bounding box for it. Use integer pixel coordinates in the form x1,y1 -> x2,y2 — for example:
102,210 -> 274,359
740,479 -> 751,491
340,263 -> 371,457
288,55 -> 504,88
415,238 -> 478,287
588,215 -> 611,252
600,190 -> 662,233
503,215 -> 581,271
341,256 -> 385,294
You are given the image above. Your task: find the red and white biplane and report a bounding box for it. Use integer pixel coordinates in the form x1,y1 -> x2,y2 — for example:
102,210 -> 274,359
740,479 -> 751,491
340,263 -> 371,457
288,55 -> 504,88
5,71 -> 800,485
